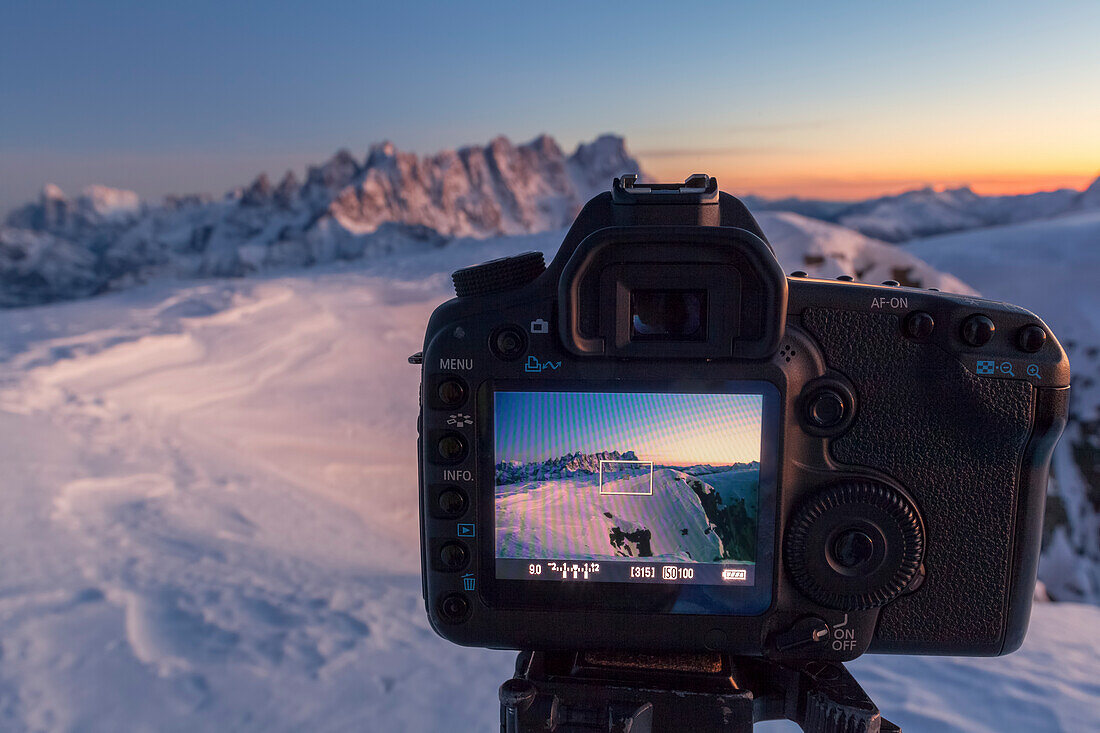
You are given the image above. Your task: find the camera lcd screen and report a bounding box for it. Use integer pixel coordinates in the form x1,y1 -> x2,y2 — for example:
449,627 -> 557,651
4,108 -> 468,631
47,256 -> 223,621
493,389 -> 773,598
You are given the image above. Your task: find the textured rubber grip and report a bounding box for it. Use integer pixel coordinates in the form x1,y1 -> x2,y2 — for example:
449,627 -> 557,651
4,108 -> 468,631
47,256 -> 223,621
801,308 -> 1033,651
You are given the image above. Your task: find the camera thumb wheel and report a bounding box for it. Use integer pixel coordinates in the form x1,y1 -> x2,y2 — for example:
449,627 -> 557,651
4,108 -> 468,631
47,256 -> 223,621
785,481 -> 923,611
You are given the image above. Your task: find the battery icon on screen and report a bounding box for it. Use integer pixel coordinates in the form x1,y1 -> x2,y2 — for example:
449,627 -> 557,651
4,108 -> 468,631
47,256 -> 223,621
722,568 -> 747,581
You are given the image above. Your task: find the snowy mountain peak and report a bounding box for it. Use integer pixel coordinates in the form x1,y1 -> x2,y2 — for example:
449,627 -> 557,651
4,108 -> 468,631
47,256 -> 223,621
241,174 -> 274,207
41,183 -> 66,201
81,185 -> 142,219
1076,175 -> 1100,209
305,149 -> 362,193
6,184 -> 143,234
367,140 -> 397,163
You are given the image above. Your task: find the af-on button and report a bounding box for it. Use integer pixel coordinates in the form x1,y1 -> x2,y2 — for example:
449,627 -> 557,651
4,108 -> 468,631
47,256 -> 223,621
903,311 -> 935,340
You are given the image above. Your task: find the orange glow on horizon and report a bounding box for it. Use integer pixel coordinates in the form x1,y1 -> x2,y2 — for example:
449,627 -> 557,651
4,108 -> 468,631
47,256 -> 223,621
639,159 -> 1098,201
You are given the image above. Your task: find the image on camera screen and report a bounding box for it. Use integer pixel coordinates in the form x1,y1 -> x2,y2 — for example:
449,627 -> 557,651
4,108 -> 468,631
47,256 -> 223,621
494,390 -> 763,586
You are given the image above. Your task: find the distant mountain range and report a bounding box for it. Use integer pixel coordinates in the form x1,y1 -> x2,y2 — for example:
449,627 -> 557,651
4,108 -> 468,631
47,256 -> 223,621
745,178 -> 1100,242
0,134 -> 641,306
495,450 -> 759,486
3,132 -> 1096,307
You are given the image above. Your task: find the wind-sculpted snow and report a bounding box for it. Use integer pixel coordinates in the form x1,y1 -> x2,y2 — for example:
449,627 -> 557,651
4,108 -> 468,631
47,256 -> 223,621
0,232 -> 1095,730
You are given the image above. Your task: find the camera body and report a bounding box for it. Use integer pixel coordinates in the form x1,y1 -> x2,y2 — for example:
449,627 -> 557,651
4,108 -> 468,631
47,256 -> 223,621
415,175 -> 1069,661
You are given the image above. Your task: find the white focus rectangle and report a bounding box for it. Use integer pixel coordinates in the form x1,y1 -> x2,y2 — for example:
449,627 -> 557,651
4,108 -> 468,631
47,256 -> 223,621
598,459 -> 654,495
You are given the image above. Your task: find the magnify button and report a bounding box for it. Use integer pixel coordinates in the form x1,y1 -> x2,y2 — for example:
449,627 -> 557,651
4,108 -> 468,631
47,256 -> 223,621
1027,364 -> 1041,379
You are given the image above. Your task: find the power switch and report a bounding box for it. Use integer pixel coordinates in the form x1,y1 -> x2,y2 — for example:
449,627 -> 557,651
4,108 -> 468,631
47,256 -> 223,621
773,617 -> 830,652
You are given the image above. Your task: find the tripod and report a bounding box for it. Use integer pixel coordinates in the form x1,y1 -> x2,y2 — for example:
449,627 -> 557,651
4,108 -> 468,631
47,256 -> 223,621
499,650 -> 900,733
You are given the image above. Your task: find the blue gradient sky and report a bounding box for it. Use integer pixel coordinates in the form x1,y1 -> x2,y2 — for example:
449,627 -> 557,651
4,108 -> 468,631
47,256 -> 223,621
2,1 -> 1098,213
494,391 -> 763,466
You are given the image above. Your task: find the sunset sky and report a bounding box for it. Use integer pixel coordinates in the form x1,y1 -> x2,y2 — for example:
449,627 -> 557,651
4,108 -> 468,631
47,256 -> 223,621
2,1 -> 1098,213
495,391 -> 763,466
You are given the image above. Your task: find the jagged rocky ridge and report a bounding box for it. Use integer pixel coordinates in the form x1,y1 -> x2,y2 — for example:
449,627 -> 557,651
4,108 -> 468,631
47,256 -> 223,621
495,450 -> 643,485
0,134 -> 642,306
494,450 -> 759,486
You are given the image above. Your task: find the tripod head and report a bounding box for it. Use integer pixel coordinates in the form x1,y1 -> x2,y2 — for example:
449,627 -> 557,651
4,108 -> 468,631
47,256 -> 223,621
499,650 -> 900,733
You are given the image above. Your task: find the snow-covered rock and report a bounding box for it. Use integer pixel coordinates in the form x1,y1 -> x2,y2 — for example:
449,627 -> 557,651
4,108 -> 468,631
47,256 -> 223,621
1073,176 -> 1100,211
0,134 -> 645,307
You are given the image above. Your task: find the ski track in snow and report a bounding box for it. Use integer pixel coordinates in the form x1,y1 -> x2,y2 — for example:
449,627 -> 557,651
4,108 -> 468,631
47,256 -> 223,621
0,230 -> 1096,731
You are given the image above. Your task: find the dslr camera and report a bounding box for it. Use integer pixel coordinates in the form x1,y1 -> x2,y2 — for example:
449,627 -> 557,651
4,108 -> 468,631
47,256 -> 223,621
415,175 -> 1069,661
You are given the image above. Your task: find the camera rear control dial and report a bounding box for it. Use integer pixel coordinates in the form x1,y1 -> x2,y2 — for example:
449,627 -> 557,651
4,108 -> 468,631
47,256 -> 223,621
452,251 -> 545,297
785,480 -> 923,611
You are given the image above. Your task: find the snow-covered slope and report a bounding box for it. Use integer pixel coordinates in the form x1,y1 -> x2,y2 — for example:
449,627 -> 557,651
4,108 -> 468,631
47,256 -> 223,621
0,226 -> 1095,731
0,134 -> 642,306
497,468 -> 730,562
755,211 -> 976,292
907,211 -> 1100,605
